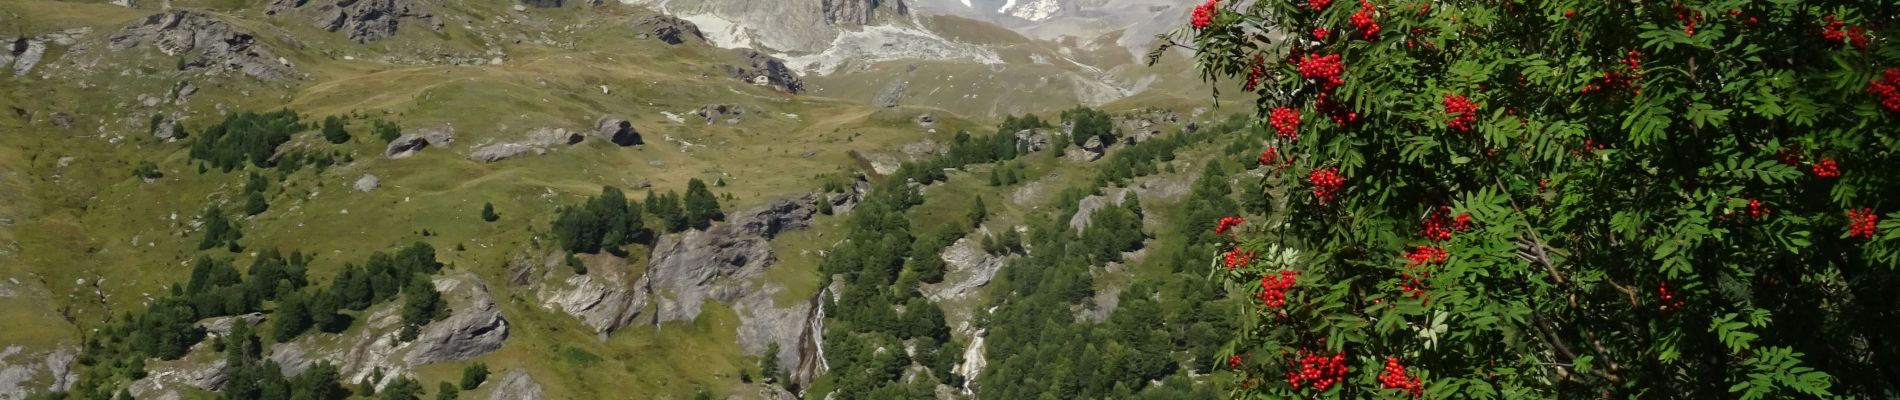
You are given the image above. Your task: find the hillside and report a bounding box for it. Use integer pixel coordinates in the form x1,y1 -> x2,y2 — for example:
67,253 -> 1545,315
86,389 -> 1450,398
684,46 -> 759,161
0,0 -> 1253,399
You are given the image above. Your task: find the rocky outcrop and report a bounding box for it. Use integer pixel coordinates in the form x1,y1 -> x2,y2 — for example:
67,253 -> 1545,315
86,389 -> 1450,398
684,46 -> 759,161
151,116 -> 180,140
694,104 -> 745,125
270,274 -> 505,387
518,0 -> 561,8
468,143 -> 544,163
128,357 -> 230,399
1115,109 -> 1181,145
1069,135 -> 1105,162
914,113 -> 936,128
404,276 -> 509,365
952,333 -> 986,395
635,15 -> 703,45
593,116 -> 642,146
872,80 -> 906,108
1015,129 -> 1052,153
107,11 -> 295,81
923,234 -> 1007,304
267,0 -> 443,43
487,368 -> 543,400
726,49 -> 804,94
0,346 -> 79,400
385,124 -> 454,158
821,0 -> 907,26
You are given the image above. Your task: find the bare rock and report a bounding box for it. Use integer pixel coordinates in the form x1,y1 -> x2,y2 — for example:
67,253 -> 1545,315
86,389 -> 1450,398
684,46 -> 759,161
468,143 -> 544,163
8,40 -> 43,76
196,313 -> 265,338
50,113 -> 72,131
821,0 -> 907,26
1014,129 -> 1051,153
128,357 -> 230,399
726,49 -> 804,94
152,116 -> 180,140
385,124 -> 454,158
593,116 -> 642,146
900,140 -> 938,160
693,104 -> 744,124
107,11 -> 296,81
872,80 -> 906,108
404,276 -> 509,365
526,127 -> 582,146
354,175 -> 380,192
635,15 -> 703,45
268,0 -> 442,43
518,0 -> 561,8
487,368 -> 543,400
914,113 -> 936,128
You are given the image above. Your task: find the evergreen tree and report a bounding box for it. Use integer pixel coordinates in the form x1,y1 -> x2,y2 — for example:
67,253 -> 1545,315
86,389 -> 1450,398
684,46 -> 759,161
760,342 -> 781,384
379,377 -> 422,400
243,190 -> 269,216
1060,106 -> 1114,148
645,190 -> 687,233
400,275 -> 443,333
683,178 -> 724,230
458,363 -> 489,390
272,291 -> 312,342
373,120 -> 402,143
309,288 -> 345,333
321,116 -> 351,144
966,196 -> 988,228
198,207 -> 242,250
434,382 -> 459,400
480,202 -> 499,222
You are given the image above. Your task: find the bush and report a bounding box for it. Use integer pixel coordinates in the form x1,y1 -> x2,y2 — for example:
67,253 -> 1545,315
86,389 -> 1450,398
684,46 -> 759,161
684,178 -> 724,230
458,363 -> 489,390
373,120 -> 402,143
480,202 -> 499,222
1180,1 -> 1900,397
321,116 -> 351,144
552,187 -> 645,253
187,110 -> 304,171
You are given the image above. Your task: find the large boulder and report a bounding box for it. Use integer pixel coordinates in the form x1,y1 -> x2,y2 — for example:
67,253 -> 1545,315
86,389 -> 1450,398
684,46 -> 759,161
487,368 -> 543,400
385,124 -> 454,158
468,143 -> 544,163
725,49 -> 804,94
693,104 -> 744,125
1015,129 -> 1051,153
107,11 -> 295,81
404,276 -> 509,365
267,0 -> 442,43
127,357 -> 230,399
635,15 -> 703,45
593,116 -> 641,146
0,346 -> 79,399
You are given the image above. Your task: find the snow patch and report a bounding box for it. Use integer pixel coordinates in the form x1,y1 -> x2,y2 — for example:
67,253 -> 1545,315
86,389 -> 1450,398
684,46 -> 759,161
777,25 -> 1003,76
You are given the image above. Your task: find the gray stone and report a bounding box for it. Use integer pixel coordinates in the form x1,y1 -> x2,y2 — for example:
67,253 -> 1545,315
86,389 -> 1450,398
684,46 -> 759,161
9,40 -> 43,76
385,124 -> 454,158
107,11 -> 296,81
821,0 -> 907,26
267,0 -> 442,43
914,113 -> 936,128
152,117 -> 179,140
1014,129 -> 1050,153
872,80 -> 906,108
354,175 -> 380,192
694,104 -> 742,124
487,368 -> 542,400
635,15 -> 703,45
128,357 -> 231,398
592,116 -> 641,146
468,143 -> 543,163
726,49 -> 804,94
404,276 -> 509,365
527,127 -> 583,146
50,113 -> 71,131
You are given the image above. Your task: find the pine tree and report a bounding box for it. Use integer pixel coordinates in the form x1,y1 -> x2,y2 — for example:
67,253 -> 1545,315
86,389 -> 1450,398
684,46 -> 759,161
321,116 -> 352,144
760,342 -> 781,384
271,291 -> 312,342
434,382 -> 459,400
199,207 -> 242,250
683,178 -> 724,230
480,202 -> 499,222
309,288 -> 345,333
400,275 -> 443,332
967,196 -> 988,228
243,191 -> 269,216
373,120 -> 402,143
459,363 -> 489,390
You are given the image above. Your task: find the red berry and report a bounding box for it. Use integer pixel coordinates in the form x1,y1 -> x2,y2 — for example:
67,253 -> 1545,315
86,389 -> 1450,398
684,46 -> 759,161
1812,158 -> 1841,179
1190,0 -> 1218,30
1215,216 -> 1245,234
1848,208 -> 1880,239
1443,94 -> 1478,132
1299,54 -> 1346,91
1270,107 -> 1302,140
1308,168 -> 1345,204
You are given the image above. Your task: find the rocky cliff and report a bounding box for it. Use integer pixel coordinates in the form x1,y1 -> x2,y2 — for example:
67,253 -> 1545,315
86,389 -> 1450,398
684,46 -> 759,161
822,0 -> 908,26
106,11 -> 296,81
265,0 -> 443,43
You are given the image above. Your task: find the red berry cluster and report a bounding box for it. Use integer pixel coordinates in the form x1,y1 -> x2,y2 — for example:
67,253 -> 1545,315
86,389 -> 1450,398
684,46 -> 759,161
1306,0 -> 1332,11
1821,14 -> 1871,50
1308,167 -> 1345,204
1286,350 -> 1348,391
1747,198 -> 1769,219
1419,206 -> 1471,241
1868,68 -> 1900,113
1349,0 -> 1380,40
1378,357 -> 1425,397
1270,107 -> 1302,140
1672,4 -> 1702,36
1258,146 -> 1294,169
1244,54 -> 1266,92
1258,270 -> 1299,308
1583,51 -> 1644,95
1191,0 -> 1218,30
1812,158 -> 1841,179
1315,93 -> 1359,125
1443,94 -> 1478,132
1313,26 -> 1330,41
1657,281 -> 1686,312
1403,245 -> 1448,267
1224,247 -> 1257,270
1299,54 -> 1346,91
1229,354 -> 1244,369
1216,216 -> 1245,234
1572,139 -> 1610,156
1848,208 -> 1880,239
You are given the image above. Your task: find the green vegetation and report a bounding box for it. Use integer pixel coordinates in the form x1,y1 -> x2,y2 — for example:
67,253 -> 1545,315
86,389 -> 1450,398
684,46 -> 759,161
480,202 -> 499,222
458,363 -> 489,390
551,186 -> 646,254
321,116 -> 351,144
1060,106 -> 1113,148
197,207 -> 243,251
372,120 -> 402,143
187,110 -> 304,172
644,190 -> 688,234
683,178 -> 723,230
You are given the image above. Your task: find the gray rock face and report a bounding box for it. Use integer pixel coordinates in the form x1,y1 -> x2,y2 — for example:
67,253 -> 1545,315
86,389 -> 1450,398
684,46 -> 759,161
872,80 -> 906,108
923,234 -> 1006,304
821,0 -> 907,26
593,116 -> 642,146
128,357 -> 231,399
267,0 -> 442,43
694,104 -> 743,124
107,11 -> 295,81
152,116 -> 179,140
468,143 -> 544,163
404,276 -> 509,365
9,40 -> 43,77
1014,129 -> 1051,153
354,175 -> 381,192
196,313 -> 264,338
487,368 -> 543,400
385,124 -> 454,158
0,346 -> 80,400
726,49 -> 804,94
636,15 -> 703,45
527,127 -> 583,146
